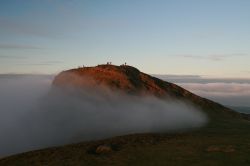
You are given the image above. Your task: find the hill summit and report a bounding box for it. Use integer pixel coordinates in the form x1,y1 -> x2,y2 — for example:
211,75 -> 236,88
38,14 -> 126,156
53,64 -> 187,97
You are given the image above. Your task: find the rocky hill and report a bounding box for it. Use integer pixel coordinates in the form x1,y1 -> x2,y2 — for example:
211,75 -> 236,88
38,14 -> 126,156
53,64 -> 240,120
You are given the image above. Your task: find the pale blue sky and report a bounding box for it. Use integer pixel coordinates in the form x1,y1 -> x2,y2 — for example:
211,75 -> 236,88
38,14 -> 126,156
0,0 -> 250,77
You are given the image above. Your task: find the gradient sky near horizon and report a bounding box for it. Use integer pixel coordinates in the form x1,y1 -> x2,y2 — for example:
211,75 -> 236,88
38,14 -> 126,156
0,0 -> 250,77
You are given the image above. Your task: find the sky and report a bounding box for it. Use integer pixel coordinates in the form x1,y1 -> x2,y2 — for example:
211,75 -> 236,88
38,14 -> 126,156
0,0 -> 250,77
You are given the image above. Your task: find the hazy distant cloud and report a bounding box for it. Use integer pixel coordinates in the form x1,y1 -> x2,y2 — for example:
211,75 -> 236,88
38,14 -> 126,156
157,75 -> 250,95
16,61 -> 63,66
0,55 -> 28,59
179,83 -> 250,96
17,63 -> 53,66
178,82 -> 250,107
0,44 -> 42,49
153,74 -> 202,80
43,61 -> 62,64
156,75 -> 250,84
155,74 -> 201,79
178,53 -> 248,61
242,70 -> 250,74
156,75 -> 250,107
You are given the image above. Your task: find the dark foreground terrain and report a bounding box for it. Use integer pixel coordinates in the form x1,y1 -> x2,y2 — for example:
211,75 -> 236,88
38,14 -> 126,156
1,118 -> 250,166
1,65 -> 250,166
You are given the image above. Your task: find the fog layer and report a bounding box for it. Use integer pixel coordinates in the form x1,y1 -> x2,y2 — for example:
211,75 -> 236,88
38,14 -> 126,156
0,75 -> 207,157
156,75 -> 250,107
178,83 -> 250,107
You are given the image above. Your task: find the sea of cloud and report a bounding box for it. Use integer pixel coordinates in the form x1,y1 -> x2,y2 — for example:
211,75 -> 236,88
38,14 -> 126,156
0,75 -> 206,157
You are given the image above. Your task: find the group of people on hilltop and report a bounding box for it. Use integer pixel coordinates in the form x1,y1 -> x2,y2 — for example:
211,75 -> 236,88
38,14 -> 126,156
78,62 -> 128,68
121,62 -> 127,66
107,62 -> 128,66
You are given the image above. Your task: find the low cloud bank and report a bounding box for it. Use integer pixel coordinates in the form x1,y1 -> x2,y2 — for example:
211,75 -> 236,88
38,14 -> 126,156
179,83 -> 250,96
178,83 -> 250,107
156,75 -> 250,107
0,75 -> 207,157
